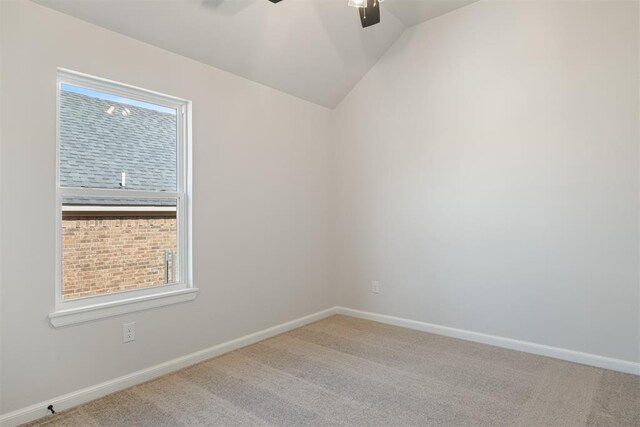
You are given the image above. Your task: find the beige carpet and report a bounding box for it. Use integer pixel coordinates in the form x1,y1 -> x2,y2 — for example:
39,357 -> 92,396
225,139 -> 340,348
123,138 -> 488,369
24,315 -> 640,426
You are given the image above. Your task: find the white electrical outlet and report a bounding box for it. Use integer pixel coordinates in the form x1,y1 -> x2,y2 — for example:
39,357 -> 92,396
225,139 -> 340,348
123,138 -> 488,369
372,280 -> 380,294
123,322 -> 136,343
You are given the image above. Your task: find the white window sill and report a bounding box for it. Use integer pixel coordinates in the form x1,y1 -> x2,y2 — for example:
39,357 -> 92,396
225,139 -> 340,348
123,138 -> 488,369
49,287 -> 198,328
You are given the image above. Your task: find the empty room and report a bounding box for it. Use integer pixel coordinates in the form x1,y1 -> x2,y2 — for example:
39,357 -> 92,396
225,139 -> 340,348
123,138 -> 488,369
0,0 -> 638,425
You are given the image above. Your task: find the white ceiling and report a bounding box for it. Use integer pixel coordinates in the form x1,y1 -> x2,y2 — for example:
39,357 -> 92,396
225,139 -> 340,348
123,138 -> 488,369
33,0 -> 478,108
384,0 -> 477,27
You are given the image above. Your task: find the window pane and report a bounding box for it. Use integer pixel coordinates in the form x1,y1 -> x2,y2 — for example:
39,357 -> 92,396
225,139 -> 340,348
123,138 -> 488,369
59,84 -> 177,191
61,196 -> 179,300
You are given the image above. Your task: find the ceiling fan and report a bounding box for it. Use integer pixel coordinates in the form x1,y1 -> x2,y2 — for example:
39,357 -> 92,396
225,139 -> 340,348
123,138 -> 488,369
267,0 -> 385,28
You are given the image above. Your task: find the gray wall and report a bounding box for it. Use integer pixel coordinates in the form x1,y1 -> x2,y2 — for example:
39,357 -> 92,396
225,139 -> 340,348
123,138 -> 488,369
0,1 -> 333,413
333,0 -> 640,363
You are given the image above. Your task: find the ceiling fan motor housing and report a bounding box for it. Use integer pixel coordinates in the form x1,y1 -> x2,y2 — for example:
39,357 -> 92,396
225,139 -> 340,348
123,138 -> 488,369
359,0 -> 381,28
267,0 -> 382,28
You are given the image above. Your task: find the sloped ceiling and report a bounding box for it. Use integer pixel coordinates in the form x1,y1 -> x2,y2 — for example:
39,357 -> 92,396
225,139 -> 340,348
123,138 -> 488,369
33,0 -> 478,108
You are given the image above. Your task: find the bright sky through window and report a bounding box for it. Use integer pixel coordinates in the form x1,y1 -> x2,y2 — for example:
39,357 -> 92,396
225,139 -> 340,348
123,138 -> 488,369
61,83 -> 176,114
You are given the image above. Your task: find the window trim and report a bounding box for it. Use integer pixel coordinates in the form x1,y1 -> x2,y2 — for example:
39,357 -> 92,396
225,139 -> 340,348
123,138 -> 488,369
51,69 -> 195,327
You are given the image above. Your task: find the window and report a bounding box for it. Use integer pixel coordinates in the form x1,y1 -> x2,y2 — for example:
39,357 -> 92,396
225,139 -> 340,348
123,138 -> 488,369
50,70 -> 194,327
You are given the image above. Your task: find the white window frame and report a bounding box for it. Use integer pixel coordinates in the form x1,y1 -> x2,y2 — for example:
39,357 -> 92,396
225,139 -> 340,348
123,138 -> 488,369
49,69 -> 196,327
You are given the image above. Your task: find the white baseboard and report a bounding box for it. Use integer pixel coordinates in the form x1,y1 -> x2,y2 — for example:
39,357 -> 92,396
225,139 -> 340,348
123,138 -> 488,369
3,305 -> 638,426
336,306 -> 640,376
0,307 -> 338,427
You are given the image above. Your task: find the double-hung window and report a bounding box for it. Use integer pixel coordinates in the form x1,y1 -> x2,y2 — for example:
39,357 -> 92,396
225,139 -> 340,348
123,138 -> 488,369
50,70 -> 195,327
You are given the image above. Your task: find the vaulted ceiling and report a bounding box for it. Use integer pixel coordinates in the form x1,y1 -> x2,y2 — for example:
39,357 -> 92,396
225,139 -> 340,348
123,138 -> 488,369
34,0 -> 478,108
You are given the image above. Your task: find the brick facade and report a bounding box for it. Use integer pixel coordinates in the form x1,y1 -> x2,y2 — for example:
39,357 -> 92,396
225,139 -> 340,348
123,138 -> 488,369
62,214 -> 177,299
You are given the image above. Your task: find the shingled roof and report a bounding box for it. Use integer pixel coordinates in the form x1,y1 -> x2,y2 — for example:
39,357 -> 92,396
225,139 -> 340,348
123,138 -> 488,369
60,90 -> 177,206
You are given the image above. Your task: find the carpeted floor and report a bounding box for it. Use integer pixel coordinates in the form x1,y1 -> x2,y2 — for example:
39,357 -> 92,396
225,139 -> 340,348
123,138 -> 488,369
24,315 -> 640,426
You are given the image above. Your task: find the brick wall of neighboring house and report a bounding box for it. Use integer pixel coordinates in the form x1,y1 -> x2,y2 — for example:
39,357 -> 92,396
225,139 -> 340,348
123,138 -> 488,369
62,215 -> 177,299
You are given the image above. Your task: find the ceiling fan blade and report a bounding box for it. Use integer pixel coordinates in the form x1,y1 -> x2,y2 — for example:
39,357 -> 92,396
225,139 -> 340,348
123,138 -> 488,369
358,0 -> 381,28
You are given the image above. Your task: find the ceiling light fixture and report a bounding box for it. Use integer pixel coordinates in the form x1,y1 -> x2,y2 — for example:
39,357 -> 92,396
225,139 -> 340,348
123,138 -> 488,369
347,0 -> 367,7
349,0 -> 384,8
